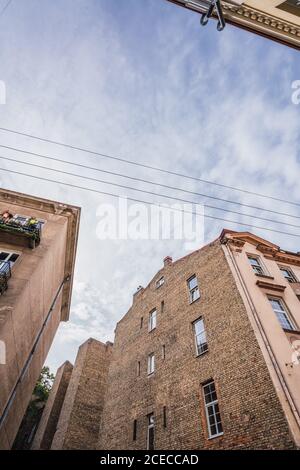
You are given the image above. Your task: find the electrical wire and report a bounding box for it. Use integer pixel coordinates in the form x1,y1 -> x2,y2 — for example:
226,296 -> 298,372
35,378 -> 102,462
1,165 -> 299,238
1,154 -> 300,229
0,126 -> 299,207
0,145 -> 299,221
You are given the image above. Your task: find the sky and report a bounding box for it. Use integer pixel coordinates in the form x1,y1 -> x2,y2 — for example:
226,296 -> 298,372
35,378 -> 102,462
0,0 -> 299,372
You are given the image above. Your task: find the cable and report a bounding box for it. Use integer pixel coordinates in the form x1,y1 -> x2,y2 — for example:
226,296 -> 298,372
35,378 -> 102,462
0,166 -> 299,238
0,126 -> 299,208
0,0 -> 13,18
1,154 -> 300,230
0,145 -> 299,221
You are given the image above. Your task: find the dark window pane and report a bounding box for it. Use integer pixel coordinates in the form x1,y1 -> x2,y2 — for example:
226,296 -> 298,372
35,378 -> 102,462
148,427 -> 154,450
217,421 -> 223,433
210,424 -> 217,436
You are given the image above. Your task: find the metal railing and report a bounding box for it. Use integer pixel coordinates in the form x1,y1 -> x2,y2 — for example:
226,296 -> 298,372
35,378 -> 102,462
0,261 -> 11,295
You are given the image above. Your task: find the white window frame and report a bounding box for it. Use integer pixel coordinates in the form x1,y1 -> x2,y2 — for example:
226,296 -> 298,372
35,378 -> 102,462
148,353 -> 155,375
247,254 -> 267,276
156,276 -> 164,289
193,317 -> 208,356
0,250 -> 20,270
147,413 -> 155,450
202,380 -> 223,439
268,297 -> 297,331
187,275 -> 200,303
148,309 -> 157,332
279,266 -> 298,283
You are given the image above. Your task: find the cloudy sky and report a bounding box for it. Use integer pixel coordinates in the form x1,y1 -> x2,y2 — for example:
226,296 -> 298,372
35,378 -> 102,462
0,0 -> 299,372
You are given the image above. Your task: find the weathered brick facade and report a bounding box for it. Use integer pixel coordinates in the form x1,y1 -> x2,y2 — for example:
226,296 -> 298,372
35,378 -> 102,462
33,233 -> 300,450
50,339 -> 112,450
98,240 -> 297,450
31,361 -> 73,450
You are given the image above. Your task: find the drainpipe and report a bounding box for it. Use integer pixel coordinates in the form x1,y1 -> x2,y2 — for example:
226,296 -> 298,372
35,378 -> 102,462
222,239 -> 300,428
0,276 -> 70,431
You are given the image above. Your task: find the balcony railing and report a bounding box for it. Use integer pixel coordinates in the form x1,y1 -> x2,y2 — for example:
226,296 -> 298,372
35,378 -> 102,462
0,261 -> 11,295
0,217 -> 42,249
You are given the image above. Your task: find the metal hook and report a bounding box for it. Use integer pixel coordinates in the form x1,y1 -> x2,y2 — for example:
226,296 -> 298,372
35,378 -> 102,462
199,0 -> 226,32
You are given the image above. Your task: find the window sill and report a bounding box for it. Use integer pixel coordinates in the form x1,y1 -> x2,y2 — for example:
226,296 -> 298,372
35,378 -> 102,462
195,349 -> 208,358
208,432 -> 224,440
283,328 -> 300,334
255,273 -> 274,280
148,327 -> 156,333
189,296 -> 201,305
147,372 -> 155,378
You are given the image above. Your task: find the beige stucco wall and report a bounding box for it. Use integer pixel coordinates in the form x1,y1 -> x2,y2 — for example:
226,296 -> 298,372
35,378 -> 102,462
0,193 -> 80,449
223,240 -> 300,446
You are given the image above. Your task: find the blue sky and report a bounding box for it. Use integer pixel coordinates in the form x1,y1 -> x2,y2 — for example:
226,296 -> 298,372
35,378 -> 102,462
0,0 -> 299,371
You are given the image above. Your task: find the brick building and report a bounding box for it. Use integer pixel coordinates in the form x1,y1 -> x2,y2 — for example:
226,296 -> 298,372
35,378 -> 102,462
33,339 -> 113,450
35,229 -> 300,450
0,189 -> 80,449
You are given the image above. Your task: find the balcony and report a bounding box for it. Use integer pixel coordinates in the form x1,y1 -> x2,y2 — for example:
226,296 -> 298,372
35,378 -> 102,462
0,216 -> 42,249
0,261 -> 11,295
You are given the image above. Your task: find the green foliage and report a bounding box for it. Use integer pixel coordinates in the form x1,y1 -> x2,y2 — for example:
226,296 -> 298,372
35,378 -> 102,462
34,366 -> 55,401
27,366 -> 55,418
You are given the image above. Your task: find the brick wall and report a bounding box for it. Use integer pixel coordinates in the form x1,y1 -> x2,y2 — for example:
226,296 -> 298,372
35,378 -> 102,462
32,361 -> 73,450
98,241 -> 296,450
51,339 -> 112,450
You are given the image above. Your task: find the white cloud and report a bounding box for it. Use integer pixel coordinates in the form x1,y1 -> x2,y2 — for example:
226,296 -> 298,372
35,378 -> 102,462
0,0 -> 299,372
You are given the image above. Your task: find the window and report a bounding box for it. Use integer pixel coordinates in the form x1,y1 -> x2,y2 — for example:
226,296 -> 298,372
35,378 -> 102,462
162,345 -> 166,360
163,406 -> 167,428
137,361 -> 141,377
156,276 -> 164,289
193,318 -> 208,356
202,380 -> 223,439
140,317 -> 143,329
148,309 -> 157,332
279,266 -> 298,283
147,413 -> 155,450
133,419 -> 137,441
161,300 -> 164,313
268,297 -> 296,331
188,275 -> 200,303
148,353 -> 155,375
247,255 -> 265,276
0,251 -> 20,270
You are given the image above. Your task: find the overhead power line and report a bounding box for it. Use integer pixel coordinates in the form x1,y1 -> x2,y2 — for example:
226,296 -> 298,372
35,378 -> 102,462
0,144 -> 299,221
1,154 -> 300,230
0,166 -> 299,239
0,126 -> 299,208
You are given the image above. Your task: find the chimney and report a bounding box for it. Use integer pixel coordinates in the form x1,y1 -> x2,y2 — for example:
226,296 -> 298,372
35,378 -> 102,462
133,285 -> 144,300
163,256 -> 173,267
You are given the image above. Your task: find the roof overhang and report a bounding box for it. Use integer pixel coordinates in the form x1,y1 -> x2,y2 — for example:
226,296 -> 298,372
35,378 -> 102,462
167,1 -> 300,50
220,228 -> 300,266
